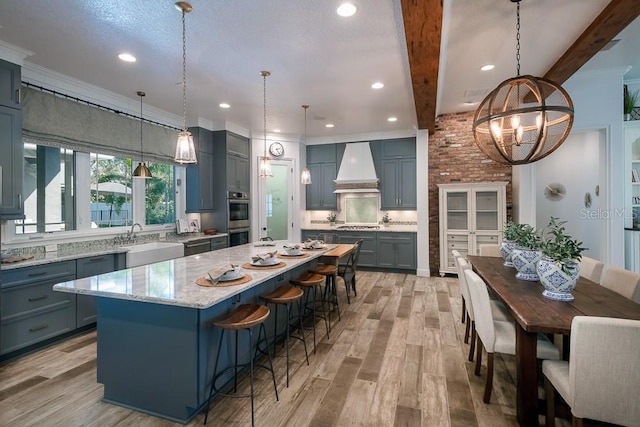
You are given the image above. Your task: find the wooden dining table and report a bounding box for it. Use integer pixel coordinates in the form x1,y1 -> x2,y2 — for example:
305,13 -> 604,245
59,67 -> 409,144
319,243 -> 355,265
468,255 -> 640,427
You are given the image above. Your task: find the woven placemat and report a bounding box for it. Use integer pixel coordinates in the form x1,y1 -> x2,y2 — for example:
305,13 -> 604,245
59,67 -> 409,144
277,253 -> 311,259
241,261 -> 287,270
195,274 -> 253,287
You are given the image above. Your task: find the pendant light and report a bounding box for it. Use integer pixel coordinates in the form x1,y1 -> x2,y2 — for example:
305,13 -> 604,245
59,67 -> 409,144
133,91 -> 152,179
472,0 -> 574,165
258,70 -> 273,178
300,104 -> 312,185
174,1 -> 197,164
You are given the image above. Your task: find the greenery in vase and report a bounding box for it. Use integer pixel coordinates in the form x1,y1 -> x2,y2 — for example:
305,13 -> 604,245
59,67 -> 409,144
540,216 -> 587,273
327,212 -> 337,223
504,221 -> 525,241
382,212 -> 391,224
624,88 -> 640,115
513,223 -> 544,250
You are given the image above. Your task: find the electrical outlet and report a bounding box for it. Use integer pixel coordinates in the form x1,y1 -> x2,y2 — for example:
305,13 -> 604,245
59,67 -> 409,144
45,244 -> 58,252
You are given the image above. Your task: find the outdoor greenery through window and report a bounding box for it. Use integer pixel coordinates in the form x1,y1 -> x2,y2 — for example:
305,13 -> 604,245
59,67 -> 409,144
15,142 -> 176,235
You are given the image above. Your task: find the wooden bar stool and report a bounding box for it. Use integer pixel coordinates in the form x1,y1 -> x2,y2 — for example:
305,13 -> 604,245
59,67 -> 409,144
290,272 -> 330,354
260,285 -> 309,387
203,304 -> 279,427
311,263 -> 340,325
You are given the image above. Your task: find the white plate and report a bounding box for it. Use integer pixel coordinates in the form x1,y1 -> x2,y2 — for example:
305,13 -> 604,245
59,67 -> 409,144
251,258 -> 278,266
285,250 -> 303,256
218,270 -> 243,281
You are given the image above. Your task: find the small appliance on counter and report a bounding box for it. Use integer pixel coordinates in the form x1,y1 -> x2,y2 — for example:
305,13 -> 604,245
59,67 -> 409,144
176,219 -> 190,234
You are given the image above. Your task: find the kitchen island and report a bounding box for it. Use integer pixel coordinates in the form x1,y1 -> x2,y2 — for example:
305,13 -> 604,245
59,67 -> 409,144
52,242 -> 329,423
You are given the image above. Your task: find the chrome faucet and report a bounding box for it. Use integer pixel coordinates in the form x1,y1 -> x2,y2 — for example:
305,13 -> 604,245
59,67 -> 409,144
130,223 -> 143,234
126,223 -> 143,244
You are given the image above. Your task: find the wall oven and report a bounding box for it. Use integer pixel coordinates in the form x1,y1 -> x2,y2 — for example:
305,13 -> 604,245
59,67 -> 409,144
228,227 -> 250,247
228,191 -> 250,229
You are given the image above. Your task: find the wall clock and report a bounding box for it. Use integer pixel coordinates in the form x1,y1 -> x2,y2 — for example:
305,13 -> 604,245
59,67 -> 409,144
269,142 -> 284,157
544,182 -> 566,201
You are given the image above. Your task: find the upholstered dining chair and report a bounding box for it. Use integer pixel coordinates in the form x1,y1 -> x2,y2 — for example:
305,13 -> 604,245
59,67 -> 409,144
456,256 -> 511,362
600,266 -> 640,303
542,316 -> 640,427
578,256 -> 604,283
478,244 -> 501,257
464,269 -> 560,403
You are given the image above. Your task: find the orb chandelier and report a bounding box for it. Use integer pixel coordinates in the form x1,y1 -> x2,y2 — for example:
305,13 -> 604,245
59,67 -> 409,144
300,105 -> 312,185
174,1 -> 197,164
472,0 -> 574,165
258,71 -> 273,178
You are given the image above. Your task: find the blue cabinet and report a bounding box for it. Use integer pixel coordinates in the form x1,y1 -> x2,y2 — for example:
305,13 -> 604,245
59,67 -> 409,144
376,232 -> 416,270
76,254 -> 119,328
186,128 -> 215,212
0,59 -> 21,109
0,59 -> 23,220
306,144 -> 341,210
375,138 -> 416,210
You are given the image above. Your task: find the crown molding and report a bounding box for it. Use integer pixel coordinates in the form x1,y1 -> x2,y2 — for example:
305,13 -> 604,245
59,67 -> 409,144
305,128 -> 417,145
0,40 -> 33,66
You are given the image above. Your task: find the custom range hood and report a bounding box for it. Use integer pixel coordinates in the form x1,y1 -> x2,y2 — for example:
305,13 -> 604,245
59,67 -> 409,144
333,142 -> 379,193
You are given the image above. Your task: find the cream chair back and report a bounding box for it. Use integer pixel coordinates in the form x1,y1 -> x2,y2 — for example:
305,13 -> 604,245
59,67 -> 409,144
569,316 -> 640,425
456,258 -> 474,320
451,249 -> 462,270
464,269 -> 495,350
478,244 -> 501,257
600,266 -> 640,303
579,256 -> 604,283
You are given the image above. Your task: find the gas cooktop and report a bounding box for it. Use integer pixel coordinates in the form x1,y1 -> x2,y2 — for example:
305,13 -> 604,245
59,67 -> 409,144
336,225 -> 381,230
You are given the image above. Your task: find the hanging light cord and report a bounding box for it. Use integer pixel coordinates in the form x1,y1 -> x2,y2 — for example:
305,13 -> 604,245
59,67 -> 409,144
515,1 -> 521,76
304,106 -> 308,143
139,93 -> 144,161
263,72 -> 267,158
181,7 -> 188,132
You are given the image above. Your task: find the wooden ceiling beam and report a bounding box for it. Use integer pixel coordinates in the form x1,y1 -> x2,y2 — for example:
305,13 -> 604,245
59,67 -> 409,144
401,0 -> 442,135
543,0 -> 640,85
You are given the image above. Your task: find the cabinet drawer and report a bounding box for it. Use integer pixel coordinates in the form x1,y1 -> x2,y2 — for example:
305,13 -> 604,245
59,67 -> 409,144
77,255 -> 115,279
1,277 -> 76,318
447,234 -> 468,242
1,304 -> 76,354
476,235 -> 499,244
210,237 -> 228,251
1,261 -> 76,288
448,241 -> 468,250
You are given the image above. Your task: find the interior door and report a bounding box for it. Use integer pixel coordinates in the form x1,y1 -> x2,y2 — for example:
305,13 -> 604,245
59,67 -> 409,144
259,160 -> 293,241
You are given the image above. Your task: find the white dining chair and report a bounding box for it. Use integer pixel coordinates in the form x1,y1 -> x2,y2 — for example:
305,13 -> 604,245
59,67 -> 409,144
465,269 -> 560,403
578,256 -> 604,283
600,266 -> 640,303
478,244 -> 501,257
452,249 -> 465,324
543,316 -> 640,427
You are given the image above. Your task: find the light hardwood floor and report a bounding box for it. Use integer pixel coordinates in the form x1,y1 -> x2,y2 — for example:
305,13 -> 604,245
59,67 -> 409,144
0,271 -> 570,426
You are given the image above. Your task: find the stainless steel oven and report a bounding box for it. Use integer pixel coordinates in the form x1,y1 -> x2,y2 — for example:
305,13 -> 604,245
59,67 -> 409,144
228,227 -> 250,247
228,191 -> 250,229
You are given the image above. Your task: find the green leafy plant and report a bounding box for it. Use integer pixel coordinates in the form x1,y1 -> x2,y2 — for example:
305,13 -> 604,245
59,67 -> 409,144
540,216 -> 587,273
327,212 -> 337,223
504,221 -> 524,241
513,223 -> 544,250
624,88 -> 640,115
382,212 -> 391,223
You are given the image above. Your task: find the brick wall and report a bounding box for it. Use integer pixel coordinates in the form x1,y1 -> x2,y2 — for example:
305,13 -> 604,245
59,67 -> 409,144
429,111 -> 513,275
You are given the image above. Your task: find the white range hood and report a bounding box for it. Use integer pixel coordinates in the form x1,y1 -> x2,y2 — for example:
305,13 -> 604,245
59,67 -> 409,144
333,142 -> 379,193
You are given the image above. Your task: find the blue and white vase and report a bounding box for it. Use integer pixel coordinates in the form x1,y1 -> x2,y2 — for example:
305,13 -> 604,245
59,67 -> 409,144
500,240 -> 517,268
511,248 -> 543,281
536,257 -> 580,301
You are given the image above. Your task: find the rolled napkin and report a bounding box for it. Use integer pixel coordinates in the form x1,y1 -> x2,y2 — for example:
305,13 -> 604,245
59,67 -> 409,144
303,239 -> 324,249
207,264 -> 239,282
251,251 -> 278,263
283,244 -> 302,251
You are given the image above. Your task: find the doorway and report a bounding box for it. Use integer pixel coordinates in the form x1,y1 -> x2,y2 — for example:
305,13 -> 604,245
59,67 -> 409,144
258,159 -> 293,241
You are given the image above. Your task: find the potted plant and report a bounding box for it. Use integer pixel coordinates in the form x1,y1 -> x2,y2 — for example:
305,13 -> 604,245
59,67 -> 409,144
536,216 -> 587,301
500,221 -> 523,268
327,212 -> 337,226
381,212 -> 391,226
624,87 -> 639,121
511,224 -> 544,281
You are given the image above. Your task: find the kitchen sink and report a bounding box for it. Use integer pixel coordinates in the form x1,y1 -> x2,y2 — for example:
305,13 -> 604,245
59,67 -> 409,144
123,241 -> 184,268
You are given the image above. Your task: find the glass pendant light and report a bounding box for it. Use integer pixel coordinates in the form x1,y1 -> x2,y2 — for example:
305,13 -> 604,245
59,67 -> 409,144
300,105 -> 312,185
174,1 -> 197,164
258,71 -> 273,178
133,91 -> 152,178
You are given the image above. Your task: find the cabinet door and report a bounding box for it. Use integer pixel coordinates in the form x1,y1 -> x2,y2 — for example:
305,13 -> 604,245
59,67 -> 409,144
0,59 -> 21,109
236,156 -> 250,192
76,255 -> 116,327
320,163 -> 337,210
443,232 -> 471,272
226,132 -> 249,158
376,237 -> 396,268
307,144 -> 336,164
0,105 -> 23,219
305,163 -> 337,210
394,233 -> 416,270
186,128 -> 215,212
380,159 -> 398,209
335,232 -> 377,268
445,190 -> 470,231
398,158 -> 416,209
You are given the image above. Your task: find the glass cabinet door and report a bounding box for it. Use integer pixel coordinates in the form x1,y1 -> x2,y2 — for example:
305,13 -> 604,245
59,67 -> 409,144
474,191 -> 498,231
446,191 -> 468,230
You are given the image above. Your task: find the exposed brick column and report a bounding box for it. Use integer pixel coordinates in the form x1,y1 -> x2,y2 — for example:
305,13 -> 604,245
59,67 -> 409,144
428,111 -> 513,275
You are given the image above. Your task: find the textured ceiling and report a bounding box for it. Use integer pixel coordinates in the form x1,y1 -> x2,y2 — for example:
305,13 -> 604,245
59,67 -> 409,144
0,0 -> 637,139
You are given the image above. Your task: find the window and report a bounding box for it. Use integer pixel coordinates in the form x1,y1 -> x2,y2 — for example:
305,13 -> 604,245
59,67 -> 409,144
13,142 -> 177,236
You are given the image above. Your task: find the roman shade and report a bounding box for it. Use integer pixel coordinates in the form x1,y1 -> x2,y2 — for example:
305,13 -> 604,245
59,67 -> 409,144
21,86 -> 179,164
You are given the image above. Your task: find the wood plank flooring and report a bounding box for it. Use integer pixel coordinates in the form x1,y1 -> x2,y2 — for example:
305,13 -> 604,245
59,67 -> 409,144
0,272 -> 580,426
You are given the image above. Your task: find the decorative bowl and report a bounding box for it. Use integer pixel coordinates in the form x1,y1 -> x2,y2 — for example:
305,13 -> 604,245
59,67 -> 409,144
511,248 -> 543,281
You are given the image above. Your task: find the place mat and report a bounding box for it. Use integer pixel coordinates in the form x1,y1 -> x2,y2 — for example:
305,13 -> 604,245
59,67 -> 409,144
301,247 -> 326,251
241,261 -> 287,270
1,255 -> 35,264
278,253 -> 310,259
195,274 -> 253,287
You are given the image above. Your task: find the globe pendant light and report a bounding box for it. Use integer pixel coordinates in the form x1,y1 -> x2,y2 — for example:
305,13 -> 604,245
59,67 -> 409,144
472,0 -> 574,165
174,1 -> 197,164
258,71 -> 273,178
300,104 -> 312,185
133,91 -> 152,179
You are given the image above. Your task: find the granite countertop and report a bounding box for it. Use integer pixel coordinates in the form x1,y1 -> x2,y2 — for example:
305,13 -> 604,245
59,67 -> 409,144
166,232 -> 228,243
53,241 -> 331,310
303,224 -> 417,233
1,246 -> 129,271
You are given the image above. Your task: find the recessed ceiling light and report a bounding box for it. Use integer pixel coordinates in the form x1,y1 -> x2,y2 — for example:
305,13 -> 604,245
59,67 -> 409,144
371,82 -> 384,89
273,129 -> 281,133
118,53 -> 136,62
219,103 -> 230,109
480,64 -> 495,71
387,117 -> 397,122
337,3 -> 357,17
325,123 -> 335,128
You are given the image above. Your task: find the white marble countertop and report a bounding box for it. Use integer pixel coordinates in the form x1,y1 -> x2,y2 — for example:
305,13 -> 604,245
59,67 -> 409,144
302,225 -> 417,232
166,232 -> 228,243
1,247 -> 129,271
53,241 -> 331,309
